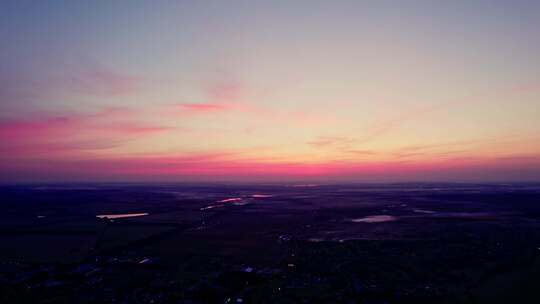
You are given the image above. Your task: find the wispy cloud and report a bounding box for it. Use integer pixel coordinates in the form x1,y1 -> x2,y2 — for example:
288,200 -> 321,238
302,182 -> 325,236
0,63 -> 141,112
173,76 -> 249,116
307,136 -> 354,148
0,107 -> 172,157
352,82 -> 540,146
175,102 -> 243,115
170,75 -> 334,126
343,149 -> 377,156
355,102 -> 450,144
172,100 -> 331,127
512,82 -> 540,94
68,65 -> 141,96
207,80 -> 243,102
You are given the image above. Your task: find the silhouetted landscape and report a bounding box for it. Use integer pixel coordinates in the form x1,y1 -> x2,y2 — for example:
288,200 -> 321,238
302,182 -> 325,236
1,183 -> 540,303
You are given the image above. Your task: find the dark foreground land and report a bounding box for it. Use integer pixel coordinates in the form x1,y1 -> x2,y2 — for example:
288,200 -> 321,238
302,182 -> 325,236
1,183 -> 540,303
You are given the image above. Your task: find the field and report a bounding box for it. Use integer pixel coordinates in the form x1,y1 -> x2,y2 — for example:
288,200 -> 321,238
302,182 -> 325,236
1,183 -> 540,303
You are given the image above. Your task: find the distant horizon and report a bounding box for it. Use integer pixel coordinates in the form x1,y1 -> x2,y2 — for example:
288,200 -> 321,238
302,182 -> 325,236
3,179 -> 540,186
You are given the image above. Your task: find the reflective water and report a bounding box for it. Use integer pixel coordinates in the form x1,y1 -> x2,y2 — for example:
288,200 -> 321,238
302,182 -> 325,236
351,215 -> 397,223
96,213 -> 148,219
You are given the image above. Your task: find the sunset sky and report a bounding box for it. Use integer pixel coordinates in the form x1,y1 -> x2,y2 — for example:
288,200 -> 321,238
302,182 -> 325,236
1,1 -> 539,182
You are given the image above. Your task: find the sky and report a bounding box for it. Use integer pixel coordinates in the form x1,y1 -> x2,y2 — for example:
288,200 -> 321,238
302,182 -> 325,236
1,0 -> 540,183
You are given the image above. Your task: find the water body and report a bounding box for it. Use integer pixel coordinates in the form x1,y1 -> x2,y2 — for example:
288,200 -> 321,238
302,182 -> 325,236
351,215 -> 397,223
96,213 -> 149,219
414,209 -> 435,214
217,198 -> 242,203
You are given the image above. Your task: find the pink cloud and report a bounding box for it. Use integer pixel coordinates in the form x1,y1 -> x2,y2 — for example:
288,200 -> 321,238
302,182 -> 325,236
208,81 -> 242,102
177,102 -> 241,114
0,107 -> 148,139
0,116 -> 80,140
0,107 -> 172,157
202,71 -> 245,103
173,101 -> 332,127
173,77 -> 247,115
101,123 -> 173,135
171,75 -> 334,126
512,82 -> 540,94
